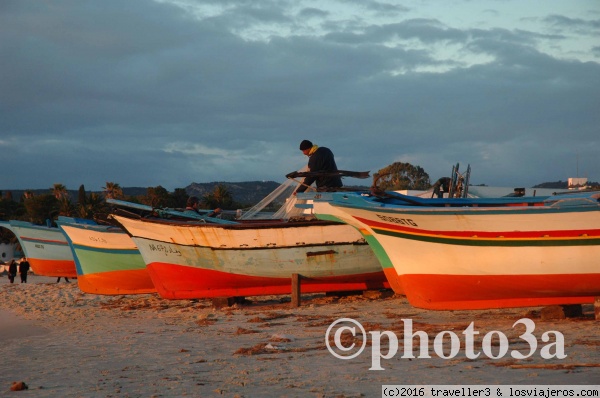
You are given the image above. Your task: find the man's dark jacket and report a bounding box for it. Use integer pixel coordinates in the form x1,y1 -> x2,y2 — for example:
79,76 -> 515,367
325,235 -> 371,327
297,146 -> 343,193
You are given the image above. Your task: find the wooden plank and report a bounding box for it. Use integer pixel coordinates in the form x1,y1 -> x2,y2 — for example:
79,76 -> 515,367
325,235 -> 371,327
291,274 -> 301,307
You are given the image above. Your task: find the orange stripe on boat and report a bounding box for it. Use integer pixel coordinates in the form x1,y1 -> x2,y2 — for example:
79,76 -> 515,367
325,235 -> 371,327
77,270 -> 156,295
28,258 -> 77,278
400,273 -> 600,310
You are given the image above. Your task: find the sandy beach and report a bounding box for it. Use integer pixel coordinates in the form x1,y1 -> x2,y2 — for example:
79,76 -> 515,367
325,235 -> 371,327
0,274 -> 598,397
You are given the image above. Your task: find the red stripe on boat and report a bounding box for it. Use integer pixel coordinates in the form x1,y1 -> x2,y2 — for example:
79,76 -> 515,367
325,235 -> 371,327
146,262 -> 390,299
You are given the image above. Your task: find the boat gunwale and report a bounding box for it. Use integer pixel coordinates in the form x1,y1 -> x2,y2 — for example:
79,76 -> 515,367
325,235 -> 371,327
330,196 -> 600,216
328,191 -> 600,214
111,215 -> 345,230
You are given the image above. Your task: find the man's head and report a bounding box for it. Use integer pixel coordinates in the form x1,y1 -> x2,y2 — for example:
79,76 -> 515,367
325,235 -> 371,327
186,196 -> 200,208
299,139 -> 313,155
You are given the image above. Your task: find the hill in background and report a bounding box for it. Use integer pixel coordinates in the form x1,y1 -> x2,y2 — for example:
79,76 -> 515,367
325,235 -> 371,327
186,181 -> 282,206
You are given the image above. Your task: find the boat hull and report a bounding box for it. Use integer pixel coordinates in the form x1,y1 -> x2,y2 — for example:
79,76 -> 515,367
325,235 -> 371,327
146,259 -> 387,299
312,200 -> 404,294
58,222 -> 155,295
6,221 -> 77,278
329,192 -> 600,310
76,269 -> 155,295
402,273 -> 600,310
113,215 -> 389,299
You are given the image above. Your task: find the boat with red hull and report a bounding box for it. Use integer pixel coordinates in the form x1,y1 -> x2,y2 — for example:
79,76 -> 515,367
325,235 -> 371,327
317,191 -> 600,310
111,214 -> 389,299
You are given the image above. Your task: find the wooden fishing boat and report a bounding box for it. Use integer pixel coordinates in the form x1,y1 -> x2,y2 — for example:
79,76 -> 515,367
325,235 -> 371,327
318,190 -> 600,310
3,220 -> 77,278
111,214 -> 390,299
57,217 -> 156,295
297,192 -> 404,295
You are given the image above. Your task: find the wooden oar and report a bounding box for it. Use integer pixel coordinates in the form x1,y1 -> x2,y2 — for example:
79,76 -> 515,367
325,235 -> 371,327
285,170 -> 370,179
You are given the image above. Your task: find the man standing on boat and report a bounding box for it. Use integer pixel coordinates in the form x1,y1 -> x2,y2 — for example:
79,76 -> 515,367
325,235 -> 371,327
295,140 -> 343,193
432,177 -> 451,198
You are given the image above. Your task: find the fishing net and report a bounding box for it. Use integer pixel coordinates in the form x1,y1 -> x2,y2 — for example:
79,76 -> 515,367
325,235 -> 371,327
239,167 -> 308,220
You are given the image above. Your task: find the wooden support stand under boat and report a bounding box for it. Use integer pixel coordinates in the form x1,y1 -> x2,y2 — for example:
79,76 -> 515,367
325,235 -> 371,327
291,273 -> 301,308
207,273 -> 393,309
211,297 -> 246,308
540,304 -> 583,320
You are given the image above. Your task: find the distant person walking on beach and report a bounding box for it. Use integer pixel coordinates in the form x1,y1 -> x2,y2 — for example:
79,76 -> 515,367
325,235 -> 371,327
8,260 -> 17,283
19,258 -> 30,283
295,139 -> 343,193
56,277 -> 70,283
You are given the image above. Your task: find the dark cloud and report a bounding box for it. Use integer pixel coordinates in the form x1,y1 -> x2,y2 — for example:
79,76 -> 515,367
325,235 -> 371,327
0,0 -> 598,192
298,7 -> 329,19
543,14 -> 600,31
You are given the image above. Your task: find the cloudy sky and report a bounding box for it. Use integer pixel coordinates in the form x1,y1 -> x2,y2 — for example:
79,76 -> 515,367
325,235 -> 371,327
1,0 -> 599,192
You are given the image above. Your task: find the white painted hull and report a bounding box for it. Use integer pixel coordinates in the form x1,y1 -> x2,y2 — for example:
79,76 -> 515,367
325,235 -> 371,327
328,192 -> 600,309
112,215 -> 389,299
5,221 -> 76,278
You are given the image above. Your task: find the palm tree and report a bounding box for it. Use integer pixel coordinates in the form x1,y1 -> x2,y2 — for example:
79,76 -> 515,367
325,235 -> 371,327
77,192 -> 106,219
48,184 -> 73,217
103,182 -> 123,199
144,186 -> 170,208
88,193 -> 106,219
58,197 -> 74,217
23,194 -> 58,225
51,183 -> 69,200
213,184 -> 232,206
202,184 -> 233,209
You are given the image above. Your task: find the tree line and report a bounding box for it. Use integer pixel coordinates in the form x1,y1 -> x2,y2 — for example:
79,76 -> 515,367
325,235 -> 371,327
0,162 -> 434,225
0,182 -> 237,225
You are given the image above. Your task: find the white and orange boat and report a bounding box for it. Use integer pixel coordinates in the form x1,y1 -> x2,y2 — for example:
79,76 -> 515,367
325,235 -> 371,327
2,220 -> 77,278
316,190 -> 600,310
57,217 -> 156,295
298,191 -> 404,295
